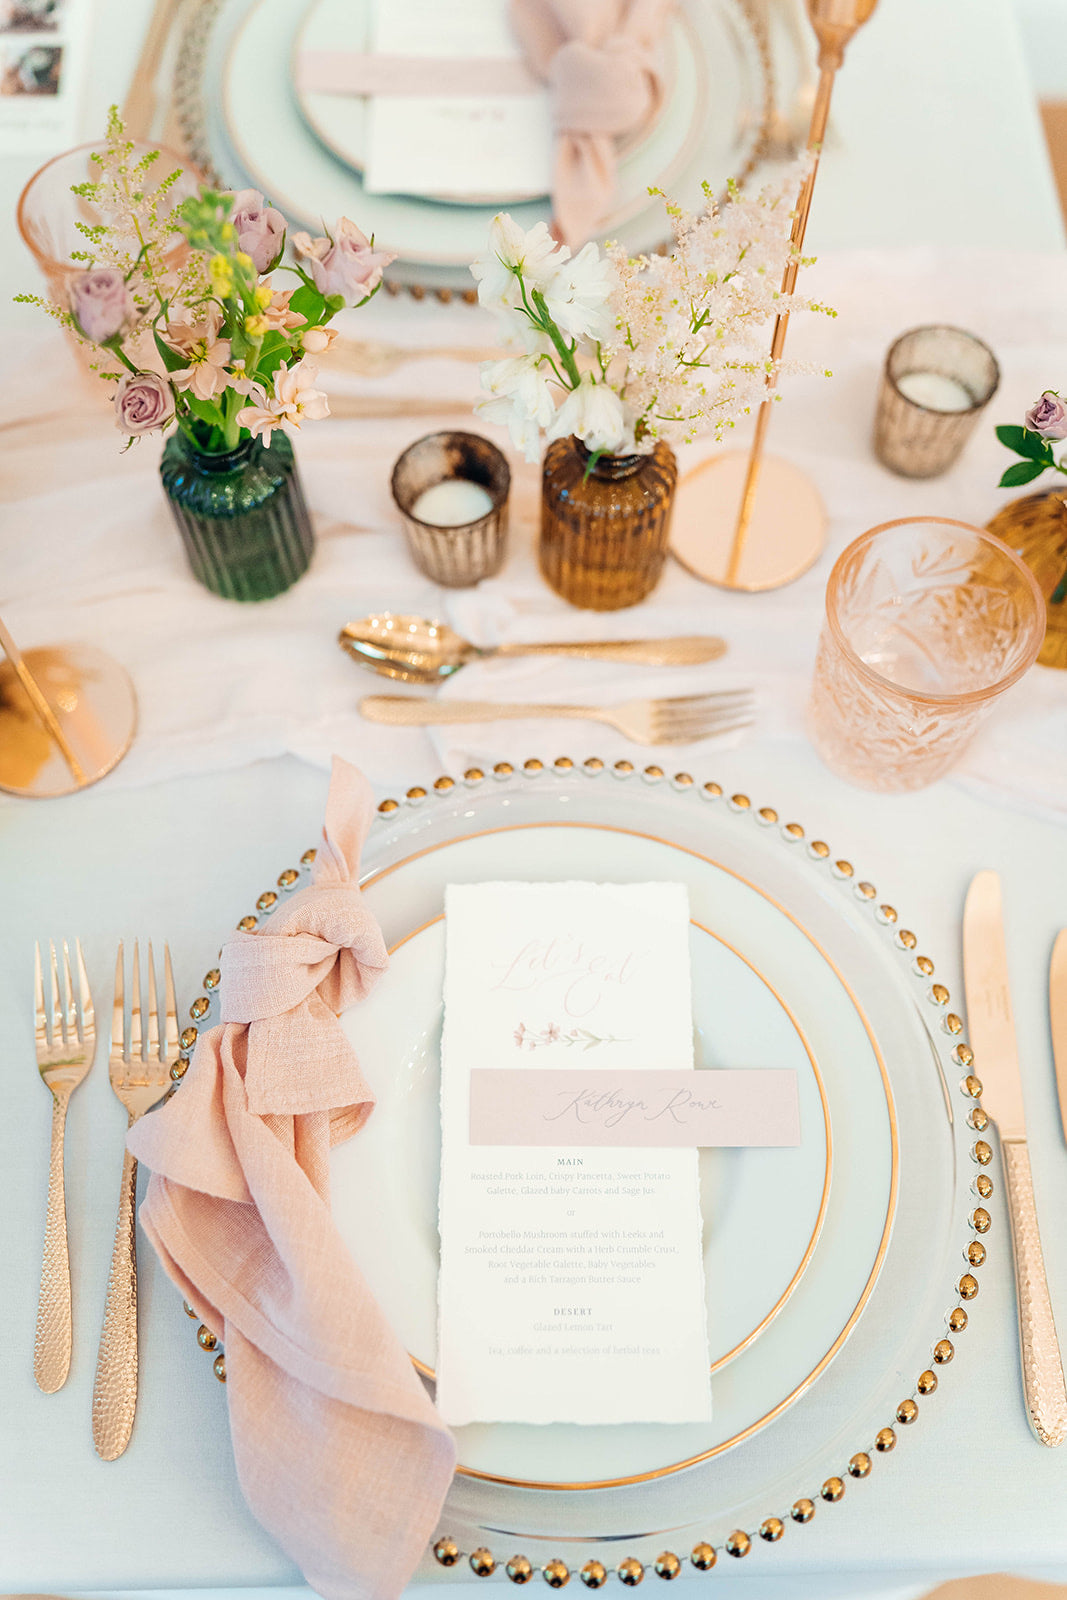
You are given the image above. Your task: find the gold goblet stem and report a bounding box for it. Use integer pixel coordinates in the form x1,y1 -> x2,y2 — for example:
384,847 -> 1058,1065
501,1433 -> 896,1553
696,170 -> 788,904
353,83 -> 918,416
0,613 -> 86,785
725,61 -> 837,586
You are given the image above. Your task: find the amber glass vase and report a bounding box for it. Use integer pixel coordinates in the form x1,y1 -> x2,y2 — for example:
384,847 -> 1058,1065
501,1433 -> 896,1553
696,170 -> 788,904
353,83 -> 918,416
539,437 -> 677,610
986,490 -> 1067,670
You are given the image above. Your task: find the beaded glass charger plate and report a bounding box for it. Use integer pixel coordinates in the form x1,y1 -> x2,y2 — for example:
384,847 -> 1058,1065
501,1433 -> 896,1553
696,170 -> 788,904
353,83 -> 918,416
188,761 -> 988,1558
176,0 -> 771,291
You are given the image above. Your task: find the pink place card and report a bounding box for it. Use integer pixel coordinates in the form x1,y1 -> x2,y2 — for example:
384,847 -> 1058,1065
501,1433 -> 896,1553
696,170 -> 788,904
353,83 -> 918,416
470,1068 -> 800,1147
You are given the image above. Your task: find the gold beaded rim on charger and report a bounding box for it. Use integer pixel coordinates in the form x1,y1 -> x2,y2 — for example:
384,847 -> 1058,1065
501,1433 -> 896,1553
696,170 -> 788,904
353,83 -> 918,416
175,754 -> 993,1583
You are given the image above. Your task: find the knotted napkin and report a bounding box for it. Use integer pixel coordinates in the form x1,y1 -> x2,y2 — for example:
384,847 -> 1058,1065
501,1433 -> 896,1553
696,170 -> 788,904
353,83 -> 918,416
127,758 -> 456,1600
509,0 -> 674,247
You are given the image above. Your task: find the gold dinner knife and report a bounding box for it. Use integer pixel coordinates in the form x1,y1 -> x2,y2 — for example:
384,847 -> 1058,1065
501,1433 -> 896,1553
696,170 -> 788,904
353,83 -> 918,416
963,870 -> 1067,1446
1050,932 -> 1067,1147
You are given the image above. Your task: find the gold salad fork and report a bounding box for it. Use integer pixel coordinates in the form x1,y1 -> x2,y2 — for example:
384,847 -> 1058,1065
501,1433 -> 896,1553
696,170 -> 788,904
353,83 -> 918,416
92,941 -> 177,1461
359,689 -> 755,746
34,939 -> 95,1394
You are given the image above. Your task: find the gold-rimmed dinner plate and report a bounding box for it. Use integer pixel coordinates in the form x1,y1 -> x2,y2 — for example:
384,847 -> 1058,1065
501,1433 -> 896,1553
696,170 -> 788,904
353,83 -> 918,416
180,0 -> 771,288
290,0 -> 688,209
333,806 -> 901,1492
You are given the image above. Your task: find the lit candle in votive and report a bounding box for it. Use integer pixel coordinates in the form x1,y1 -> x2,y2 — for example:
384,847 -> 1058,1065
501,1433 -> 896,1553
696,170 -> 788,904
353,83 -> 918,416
411,478 -> 494,526
895,371 -> 974,412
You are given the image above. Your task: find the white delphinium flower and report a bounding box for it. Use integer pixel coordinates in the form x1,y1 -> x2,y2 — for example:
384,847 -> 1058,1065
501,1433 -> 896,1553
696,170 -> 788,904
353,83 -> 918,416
542,242 -> 616,344
472,215 -> 565,335
546,376 -> 628,455
475,353 -> 559,461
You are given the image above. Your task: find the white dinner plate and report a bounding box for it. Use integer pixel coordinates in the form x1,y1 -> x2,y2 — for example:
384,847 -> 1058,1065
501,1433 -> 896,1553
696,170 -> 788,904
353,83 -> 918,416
336,816 -> 895,1490
187,761 -> 965,1546
292,0 -> 688,209
178,0 -> 771,288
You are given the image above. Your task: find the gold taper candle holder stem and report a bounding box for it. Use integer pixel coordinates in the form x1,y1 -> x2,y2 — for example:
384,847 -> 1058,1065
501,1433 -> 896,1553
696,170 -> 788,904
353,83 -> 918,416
671,1 -> 877,593
727,63 -> 836,585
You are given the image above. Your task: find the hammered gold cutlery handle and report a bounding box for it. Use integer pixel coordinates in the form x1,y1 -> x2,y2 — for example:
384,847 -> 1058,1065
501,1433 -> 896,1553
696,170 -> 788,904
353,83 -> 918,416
491,636 -> 728,666
92,1143 -> 139,1461
359,696 -> 598,727
1002,1139 -> 1067,1446
34,1095 -> 73,1393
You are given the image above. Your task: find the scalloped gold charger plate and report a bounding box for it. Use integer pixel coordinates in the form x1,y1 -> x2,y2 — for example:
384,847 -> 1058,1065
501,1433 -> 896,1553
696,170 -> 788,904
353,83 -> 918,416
185,762 -> 964,1547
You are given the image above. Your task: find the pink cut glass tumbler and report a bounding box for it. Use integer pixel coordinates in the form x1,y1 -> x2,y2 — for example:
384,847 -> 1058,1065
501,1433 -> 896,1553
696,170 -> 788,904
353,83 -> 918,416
807,517 -> 1045,791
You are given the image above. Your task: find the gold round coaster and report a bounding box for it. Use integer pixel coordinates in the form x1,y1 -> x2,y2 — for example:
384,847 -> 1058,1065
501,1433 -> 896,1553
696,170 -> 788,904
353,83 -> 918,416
670,450 -> 828,591
0,643 -> 138,797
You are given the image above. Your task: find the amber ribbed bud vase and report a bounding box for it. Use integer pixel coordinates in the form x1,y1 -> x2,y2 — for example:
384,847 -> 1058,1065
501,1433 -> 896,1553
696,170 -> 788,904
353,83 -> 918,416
539,436 -> 677,610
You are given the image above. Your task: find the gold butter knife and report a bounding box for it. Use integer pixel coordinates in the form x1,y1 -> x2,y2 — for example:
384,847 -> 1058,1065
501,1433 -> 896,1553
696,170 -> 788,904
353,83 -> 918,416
963,870 -> 1067,1446
1050,931 -> 1067,1146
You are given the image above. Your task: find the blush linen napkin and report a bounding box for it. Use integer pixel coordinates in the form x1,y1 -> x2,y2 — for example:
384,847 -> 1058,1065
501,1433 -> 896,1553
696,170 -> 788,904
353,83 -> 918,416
509,0 -> 674,247
126,758 -> 456,1600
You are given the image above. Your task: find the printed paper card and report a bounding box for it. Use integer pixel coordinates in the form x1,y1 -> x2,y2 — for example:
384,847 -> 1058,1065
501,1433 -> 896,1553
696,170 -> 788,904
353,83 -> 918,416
363,0 -> 552,199
436,881 -> 713,1427
0,0 -> 88,156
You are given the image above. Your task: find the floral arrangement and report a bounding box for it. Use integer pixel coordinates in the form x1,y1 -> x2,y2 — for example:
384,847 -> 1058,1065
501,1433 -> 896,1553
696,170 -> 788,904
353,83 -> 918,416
471,164 -> 831,464
997,390 -> 1067,603
17,110 -> 394,452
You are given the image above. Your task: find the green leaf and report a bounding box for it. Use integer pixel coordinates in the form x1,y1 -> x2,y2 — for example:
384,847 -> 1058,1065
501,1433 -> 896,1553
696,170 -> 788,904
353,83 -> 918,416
252,329 -> 294,383
996,424 -> 1052,463
998,459 -> 1047,488
182,393 -> 226,431
289,282 -> 327,327
153,330 -> 186,372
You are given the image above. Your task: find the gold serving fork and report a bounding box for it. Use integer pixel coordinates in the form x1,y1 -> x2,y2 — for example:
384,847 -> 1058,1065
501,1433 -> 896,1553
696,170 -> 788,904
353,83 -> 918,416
34,939 -> 94,1394
92,941 -> 177,1461
359,689 -> 756,746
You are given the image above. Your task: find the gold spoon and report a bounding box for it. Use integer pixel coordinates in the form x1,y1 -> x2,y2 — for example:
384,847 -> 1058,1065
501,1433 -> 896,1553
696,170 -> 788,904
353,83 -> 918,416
339,614 -> 728,684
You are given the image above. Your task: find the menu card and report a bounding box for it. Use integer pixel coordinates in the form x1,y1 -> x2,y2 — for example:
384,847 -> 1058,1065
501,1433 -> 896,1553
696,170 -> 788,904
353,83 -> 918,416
436,882 -> 713,1427
363,0 -> 552,199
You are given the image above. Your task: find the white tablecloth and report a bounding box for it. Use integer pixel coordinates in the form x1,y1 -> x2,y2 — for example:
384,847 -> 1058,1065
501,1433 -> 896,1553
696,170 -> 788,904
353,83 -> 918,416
4,249 -> 1067,820
3,0 -> 1067,1593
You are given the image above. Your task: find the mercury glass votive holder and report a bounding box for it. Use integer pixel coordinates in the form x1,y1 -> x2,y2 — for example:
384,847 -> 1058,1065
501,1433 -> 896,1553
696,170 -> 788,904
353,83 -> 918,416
807,517 -> 1044,792
391,431 -> 510,587
873,326 -> 1000,478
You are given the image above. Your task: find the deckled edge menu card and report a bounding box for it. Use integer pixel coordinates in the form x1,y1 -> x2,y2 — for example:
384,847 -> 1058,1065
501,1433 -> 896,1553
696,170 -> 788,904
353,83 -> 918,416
436,882 -> 712,1427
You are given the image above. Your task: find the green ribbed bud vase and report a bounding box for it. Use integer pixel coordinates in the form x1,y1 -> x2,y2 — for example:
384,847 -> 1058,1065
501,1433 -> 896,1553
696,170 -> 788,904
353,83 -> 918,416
160,432 -> 314,601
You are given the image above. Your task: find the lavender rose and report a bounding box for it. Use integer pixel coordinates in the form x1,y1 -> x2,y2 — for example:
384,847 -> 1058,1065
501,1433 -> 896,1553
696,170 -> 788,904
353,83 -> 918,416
293,217 -> 396,304
1024,391 -> 1067,440
69,267 -> 135,344
114,371 -> 174,436
227,188 -> 286,274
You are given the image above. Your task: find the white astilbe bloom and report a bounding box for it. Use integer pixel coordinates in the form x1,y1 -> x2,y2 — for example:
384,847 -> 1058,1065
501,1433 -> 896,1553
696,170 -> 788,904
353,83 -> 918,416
546,376 -> 628,455
606,162 -> 829,448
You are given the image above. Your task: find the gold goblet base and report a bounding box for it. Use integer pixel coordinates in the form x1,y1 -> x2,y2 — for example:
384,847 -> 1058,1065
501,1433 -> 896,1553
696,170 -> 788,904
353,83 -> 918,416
670,450 -> 828,592
0,644 -> 138,798
985,490 -> 1067,671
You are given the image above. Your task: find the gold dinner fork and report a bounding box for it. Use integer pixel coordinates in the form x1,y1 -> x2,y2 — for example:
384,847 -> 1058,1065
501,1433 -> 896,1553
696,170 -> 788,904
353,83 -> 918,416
358,689 -> 756,746
34,939 -> 94,1394
92,941 -> 177,1461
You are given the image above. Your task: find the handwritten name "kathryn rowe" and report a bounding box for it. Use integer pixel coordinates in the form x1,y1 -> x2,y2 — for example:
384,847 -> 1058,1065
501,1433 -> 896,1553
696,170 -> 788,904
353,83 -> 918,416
544,1086 -> 723,1129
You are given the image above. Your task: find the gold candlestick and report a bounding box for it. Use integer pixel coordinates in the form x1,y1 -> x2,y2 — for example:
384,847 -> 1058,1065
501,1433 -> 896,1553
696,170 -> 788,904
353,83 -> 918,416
671,0 -> 878,592
0,617 -> 138,798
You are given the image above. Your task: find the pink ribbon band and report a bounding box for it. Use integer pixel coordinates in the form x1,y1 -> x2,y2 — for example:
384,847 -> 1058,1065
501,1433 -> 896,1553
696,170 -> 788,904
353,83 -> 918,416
297,50 -> 541,98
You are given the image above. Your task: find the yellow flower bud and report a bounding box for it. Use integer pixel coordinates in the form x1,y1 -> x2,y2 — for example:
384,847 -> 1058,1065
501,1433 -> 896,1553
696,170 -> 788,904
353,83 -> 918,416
221,222 -> 235,240
209,253 -> 234,284
244,314 -> 268,337
235,251 -> 254,271
254,283 -> 273,309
